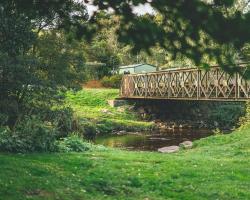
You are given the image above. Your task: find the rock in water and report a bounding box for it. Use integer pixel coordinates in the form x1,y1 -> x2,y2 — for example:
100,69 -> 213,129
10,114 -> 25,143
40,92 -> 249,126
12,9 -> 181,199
179,141 -> 193,149
158,146 -> 179,153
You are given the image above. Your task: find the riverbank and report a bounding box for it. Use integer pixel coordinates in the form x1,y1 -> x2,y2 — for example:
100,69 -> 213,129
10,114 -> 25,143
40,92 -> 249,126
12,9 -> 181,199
65,89 -> 154,134
65,89 -> 245,135
0,124 -> 250,199
134,99 -> 245,130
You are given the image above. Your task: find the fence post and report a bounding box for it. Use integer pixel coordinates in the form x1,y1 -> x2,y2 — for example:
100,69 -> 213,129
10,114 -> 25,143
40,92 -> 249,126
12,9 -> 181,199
197,69 -> 200,100
144,74 -> 148,98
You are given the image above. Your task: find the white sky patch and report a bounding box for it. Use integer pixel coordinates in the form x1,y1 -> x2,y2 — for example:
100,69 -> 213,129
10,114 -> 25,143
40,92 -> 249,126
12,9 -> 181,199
133,3 -> 155,15
84,2 -> 155,16
84,3 -> 96,16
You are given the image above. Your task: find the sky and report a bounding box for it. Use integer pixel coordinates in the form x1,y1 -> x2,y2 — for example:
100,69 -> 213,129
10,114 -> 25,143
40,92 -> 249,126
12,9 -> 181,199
84,2 -> 155,16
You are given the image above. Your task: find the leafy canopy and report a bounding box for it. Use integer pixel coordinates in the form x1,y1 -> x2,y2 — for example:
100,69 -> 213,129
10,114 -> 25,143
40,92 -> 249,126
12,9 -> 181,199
85,0 -> 250,71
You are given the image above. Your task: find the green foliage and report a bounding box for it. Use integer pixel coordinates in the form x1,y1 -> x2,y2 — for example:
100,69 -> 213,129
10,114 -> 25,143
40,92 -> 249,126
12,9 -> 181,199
0,117 -> 57,153
56,134 -> 91,152
83,0 -> 250,72
0,3 -> 35,56
35,30 -> 86,88
101,74 -> 122,88
208,103 -> 245,128
0,113 -> 8,126
83,14 -> 121,79
82,122 -> 97,140
72,119 -> 97,140
238,101 -> 250,128
84,41 -> 120,79
0,1 -> 88,131
46,107 -> 75,138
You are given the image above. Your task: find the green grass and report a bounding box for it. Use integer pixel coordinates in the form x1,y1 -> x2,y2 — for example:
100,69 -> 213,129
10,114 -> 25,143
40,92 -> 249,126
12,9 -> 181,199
0,125 -> 250,200
1,88 -> 249,199
65,89 -> 154,132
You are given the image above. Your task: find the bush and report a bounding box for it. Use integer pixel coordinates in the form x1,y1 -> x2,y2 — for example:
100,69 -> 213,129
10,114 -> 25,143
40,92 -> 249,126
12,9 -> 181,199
83,122 -> 97,140
0,113 -> 8,126
238,101 -> 250,128
56,134 -> 91,152
0,117 -> 57,153
101,74 -> 122,88
208,103 -> 245,128
72,118 -> 97,140
48,107 -> 74,138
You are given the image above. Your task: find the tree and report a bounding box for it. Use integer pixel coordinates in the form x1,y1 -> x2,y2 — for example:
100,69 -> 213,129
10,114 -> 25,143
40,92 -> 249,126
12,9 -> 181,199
84,0 -> 250,72
35,30 -> 86,88
0,1 -> 88,128
1,0 -> 250,128
83,13 -> 121,79
2,0 -> 249,70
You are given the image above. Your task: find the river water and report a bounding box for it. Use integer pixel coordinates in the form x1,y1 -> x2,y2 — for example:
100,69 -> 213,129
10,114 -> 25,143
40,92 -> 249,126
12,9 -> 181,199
94,128 -> 213,151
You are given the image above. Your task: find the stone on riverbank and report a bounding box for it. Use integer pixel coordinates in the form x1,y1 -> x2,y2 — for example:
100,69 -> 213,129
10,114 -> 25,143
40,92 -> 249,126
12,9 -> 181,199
100,109 -> 112,115
158,146 -> 179,153
179,141 -> 193,149
108,99 -> 128,107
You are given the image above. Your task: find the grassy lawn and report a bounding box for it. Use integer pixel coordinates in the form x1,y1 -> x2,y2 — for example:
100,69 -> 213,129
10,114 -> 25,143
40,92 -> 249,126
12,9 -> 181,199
65,88 -> 154,132
0,125 -> 250,200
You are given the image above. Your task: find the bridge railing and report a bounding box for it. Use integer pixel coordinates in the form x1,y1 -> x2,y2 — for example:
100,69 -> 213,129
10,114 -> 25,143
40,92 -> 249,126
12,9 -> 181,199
120,66 -> 250,101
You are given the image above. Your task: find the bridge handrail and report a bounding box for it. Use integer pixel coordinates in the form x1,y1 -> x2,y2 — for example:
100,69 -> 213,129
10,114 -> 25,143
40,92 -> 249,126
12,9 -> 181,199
120,63 -> 250,101
123,62 -> 250,77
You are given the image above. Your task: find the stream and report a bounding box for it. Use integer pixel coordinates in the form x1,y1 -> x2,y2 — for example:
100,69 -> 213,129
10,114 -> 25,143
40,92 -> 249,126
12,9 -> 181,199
94,128 -> 213,151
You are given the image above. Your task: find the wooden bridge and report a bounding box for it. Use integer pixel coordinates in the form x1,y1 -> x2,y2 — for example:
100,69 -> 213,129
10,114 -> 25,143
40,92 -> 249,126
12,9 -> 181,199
120,65 -> 250,101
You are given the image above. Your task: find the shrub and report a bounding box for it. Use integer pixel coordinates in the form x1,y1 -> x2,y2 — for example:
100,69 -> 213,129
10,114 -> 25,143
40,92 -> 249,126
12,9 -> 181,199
238,101 -> 250,128
0,116 -> 57,153
101,74 -> 122,88
82,121 -> 97,139
48,107 -> 74,138
56,134 -> 91,152
208,103 -> 245,128
72,118 -> 97,140
0,113 -> 8,126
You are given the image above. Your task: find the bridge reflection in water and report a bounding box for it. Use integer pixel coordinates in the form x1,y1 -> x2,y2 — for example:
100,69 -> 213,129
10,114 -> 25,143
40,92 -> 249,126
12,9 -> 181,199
120,66 -> 250,101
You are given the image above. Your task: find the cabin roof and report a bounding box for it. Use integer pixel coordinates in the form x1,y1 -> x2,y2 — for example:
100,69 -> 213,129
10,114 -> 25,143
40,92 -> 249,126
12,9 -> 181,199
118,63 -> 156,69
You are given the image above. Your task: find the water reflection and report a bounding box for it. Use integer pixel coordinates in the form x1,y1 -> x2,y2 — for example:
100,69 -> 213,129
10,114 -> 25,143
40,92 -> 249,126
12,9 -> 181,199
94,129 -> 213,151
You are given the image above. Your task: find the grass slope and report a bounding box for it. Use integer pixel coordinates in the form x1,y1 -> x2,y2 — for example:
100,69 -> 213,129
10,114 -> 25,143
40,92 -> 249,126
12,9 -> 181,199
65,89 -> 153,132
0,126 -> 250,200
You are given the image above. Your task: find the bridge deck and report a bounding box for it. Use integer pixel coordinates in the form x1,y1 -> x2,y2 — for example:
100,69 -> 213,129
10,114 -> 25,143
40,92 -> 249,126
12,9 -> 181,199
120,66 -> 250,101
